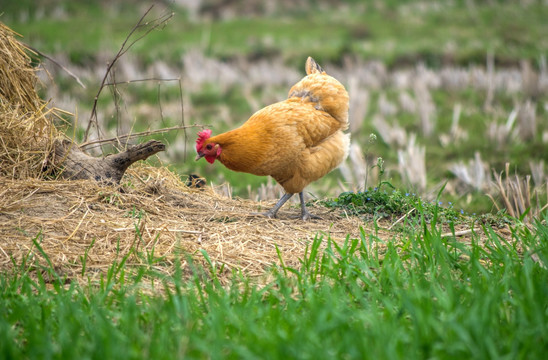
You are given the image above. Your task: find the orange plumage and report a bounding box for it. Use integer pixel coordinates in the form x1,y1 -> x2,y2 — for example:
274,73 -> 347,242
196,57 -> 350,219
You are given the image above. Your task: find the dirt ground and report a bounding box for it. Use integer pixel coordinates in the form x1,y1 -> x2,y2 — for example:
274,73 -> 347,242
0,166 -> 513,286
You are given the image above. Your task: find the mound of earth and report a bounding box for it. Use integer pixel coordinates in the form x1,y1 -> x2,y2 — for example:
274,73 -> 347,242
0,165 -> 513,286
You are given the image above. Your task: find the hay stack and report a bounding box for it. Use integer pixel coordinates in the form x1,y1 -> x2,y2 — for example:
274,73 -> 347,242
0,22 -> 164,183
0,23 -> 58,179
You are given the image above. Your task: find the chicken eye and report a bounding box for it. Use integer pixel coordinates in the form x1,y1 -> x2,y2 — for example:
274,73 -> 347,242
206,144 -> 213,150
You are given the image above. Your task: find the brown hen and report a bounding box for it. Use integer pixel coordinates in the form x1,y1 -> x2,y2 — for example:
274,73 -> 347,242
195,57 -> 350,220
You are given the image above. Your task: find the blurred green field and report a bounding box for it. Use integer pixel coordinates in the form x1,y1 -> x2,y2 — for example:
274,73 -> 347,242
2,0 -> 548,214
5,0 -> 548,66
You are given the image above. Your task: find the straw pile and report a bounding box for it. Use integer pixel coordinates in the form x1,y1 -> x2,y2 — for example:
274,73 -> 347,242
0,23 -> 60,179
0,22 -> 512,286
0,166 -> 375,284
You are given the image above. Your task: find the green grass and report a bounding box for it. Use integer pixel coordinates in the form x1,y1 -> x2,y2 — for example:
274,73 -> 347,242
2,208 -> 548,359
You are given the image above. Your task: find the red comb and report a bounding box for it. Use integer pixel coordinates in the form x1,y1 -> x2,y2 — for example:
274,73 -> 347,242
196,129 -> 212,150
197,129 -> 212,139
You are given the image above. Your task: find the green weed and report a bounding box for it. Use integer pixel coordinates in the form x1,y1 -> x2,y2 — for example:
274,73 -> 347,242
324,184 -> 463,225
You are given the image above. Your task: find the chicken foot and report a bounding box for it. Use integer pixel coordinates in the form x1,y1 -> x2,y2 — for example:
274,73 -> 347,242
298,192 -> 321,221
256,192 -> 319,220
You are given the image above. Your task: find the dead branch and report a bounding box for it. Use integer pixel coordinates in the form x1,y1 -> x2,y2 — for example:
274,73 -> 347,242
23,44 -> 86,88
53,138 -> 165,184
83,5 -> 174,142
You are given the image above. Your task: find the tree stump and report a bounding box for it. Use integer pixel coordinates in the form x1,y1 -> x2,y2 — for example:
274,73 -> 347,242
52,139 -> 165,184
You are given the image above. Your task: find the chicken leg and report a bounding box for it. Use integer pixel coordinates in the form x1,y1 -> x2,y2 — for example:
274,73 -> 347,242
261,193 -> 293,219
259,191 -> 318,220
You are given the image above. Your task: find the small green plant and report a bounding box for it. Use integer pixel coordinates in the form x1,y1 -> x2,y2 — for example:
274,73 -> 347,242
98,191 -> 123,207
130,215 -> 168,269
324,184 -> 463,225
124,206 -> 145,219
79,237 -> 96,276
362,133 -> 380,189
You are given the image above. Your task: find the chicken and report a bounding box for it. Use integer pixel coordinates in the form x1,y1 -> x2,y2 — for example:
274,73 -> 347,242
195,57 -> 350,220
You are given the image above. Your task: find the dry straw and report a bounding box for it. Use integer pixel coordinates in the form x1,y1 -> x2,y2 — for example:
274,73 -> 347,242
0,23 -> 61,179
0,166 -> 373,286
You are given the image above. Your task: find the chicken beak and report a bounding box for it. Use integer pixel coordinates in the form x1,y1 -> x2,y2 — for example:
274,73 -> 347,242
195,152 -> 205,161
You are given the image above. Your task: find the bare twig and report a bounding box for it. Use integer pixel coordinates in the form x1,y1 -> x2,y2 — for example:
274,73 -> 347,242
84,5 -> 174,142
113,227 -> 202,234
157,82 -> 165,126
108,69 -> 124,147
441,228 -> 479,238
388,208 -> 416,230
79,124 -> 204,150
24,45 -> 86,89
178,78 -> 187,160
101,76 -> 187,157
103,77 -> 182,86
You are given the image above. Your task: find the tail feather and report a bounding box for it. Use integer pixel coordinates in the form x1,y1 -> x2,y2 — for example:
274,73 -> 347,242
289,57 -> 349,126
305,57 -> 325,75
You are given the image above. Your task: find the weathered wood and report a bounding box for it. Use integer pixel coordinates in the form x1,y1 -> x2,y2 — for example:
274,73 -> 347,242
52,139 -> 165,184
